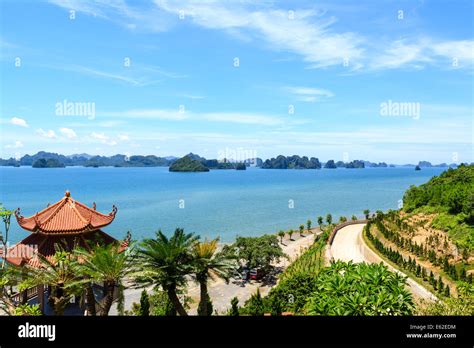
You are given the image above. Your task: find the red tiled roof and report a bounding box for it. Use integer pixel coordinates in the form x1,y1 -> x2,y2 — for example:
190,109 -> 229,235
15,191 -> 117,234
1,229 -> 129,268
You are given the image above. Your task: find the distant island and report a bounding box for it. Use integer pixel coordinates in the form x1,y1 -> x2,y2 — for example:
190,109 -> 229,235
32,158 -> 65,168
262,155 -> 321,169
0,151 -> 465,171
169,153 -> 249,172
169,155 -> 209,172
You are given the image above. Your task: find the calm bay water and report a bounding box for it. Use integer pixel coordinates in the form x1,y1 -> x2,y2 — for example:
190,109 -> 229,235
0,166 -> 445,243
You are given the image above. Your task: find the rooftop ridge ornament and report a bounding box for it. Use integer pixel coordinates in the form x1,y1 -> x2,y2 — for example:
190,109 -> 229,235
110,205 -> 118,216
14,208 -> 23,220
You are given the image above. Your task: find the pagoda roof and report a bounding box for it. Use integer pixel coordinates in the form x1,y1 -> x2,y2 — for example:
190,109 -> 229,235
14,191 -> 117,235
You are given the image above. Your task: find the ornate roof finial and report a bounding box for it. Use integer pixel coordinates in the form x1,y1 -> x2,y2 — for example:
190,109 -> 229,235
110,205 -> 118,216
65,190 -> 71,198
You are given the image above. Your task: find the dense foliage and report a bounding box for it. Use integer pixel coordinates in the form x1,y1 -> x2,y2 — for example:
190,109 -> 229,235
265,272 -> 317,315
304,261 -> 414,315
403,164 -> 473,218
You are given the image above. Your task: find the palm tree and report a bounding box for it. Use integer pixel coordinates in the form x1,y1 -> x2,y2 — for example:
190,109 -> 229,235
306,220 -> 312,233
192,239 -> 236,316
326,214 -> 332,225
132,228 -> 198,316
73,243 -> 131,316
299,225 -> 305,237
317,216 -> 323,228
277,230 -> 285,244
22,250 -> 80,315
288,230 -> 294,241
363,209 -> 370,220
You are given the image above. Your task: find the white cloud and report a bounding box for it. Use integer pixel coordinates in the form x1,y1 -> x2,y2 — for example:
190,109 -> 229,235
101,108 -> 283,125
431,40 -> 474,68
47,1 -> 474,72
155,2 -> 364,69
202,112 -> 283,126
286,86 -> 334,102
5,140 -> 23,149
37,128 -> 57,139
59,127 -> 77,139
102,109 -> 188,121
369,39 -> 474,71
90,132 -> 117,146
90,132 -> 108,141
181,94 -> 205,100
118,134 -> 130,141
48,0 -> 172,32
10,117 -> 29,127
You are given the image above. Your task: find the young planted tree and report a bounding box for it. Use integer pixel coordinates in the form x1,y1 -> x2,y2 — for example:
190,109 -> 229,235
351,215 -> 357,221
326,214 -> 333,225
192,239 -> 236,316
133,228 -> 198,316
277,230 -> 285,244
363,209 -> 370,220
288,230 -> 294,241
139,289 -> 150,316
228,297 -> 239,316
306,220 -> 312,233
317,216 -> 324,229
299,225 -> 305,237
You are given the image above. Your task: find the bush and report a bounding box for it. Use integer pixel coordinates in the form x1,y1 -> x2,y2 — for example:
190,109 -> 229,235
243,288 -> 265,316
264,272 -> 316,314
304,261 -> 415,315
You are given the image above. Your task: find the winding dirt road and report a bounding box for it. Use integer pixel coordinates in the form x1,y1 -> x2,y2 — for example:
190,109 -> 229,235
329,223 -> 436,301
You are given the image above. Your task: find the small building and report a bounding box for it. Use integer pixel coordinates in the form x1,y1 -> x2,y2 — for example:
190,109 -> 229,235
2,191 -> 128,314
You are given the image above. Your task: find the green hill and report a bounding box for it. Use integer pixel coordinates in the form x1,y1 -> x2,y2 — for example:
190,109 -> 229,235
403,164 -> 474,250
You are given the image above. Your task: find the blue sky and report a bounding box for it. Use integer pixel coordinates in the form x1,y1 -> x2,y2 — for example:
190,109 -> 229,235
0,0 -> 472,163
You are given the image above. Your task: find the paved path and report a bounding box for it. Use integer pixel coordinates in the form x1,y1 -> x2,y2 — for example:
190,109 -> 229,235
330,223 -> 436,301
